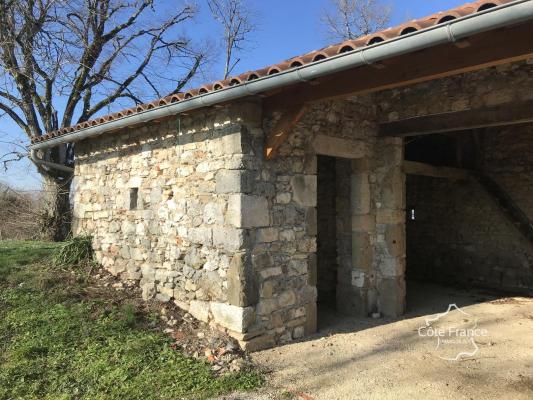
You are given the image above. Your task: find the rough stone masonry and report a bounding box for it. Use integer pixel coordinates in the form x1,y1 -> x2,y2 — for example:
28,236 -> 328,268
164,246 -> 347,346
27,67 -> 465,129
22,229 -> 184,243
73,59 -> 533,351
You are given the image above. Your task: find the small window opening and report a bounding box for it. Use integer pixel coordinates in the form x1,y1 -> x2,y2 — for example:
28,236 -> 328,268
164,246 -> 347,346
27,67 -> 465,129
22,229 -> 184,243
409,208 -> 416,221
130,188 -> 139,210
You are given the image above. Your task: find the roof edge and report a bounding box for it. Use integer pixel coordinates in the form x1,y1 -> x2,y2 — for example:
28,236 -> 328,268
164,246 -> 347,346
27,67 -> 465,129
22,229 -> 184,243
30,0 -> 533,151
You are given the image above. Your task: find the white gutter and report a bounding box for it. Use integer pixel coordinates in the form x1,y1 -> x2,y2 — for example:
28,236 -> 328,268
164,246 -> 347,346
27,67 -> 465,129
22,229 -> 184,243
29,0 -> 533,152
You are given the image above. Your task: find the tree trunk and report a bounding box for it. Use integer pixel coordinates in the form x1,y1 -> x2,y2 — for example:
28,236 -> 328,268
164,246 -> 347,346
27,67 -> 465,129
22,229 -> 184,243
41,172 -> 72,241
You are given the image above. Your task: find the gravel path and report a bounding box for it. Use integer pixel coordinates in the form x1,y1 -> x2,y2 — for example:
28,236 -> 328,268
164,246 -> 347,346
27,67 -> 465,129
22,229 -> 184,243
237,283 -> 533,400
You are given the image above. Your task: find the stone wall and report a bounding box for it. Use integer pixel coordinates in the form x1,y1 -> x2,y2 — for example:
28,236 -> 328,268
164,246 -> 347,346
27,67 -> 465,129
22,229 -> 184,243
72,93 -> 407,350
377,60 -> 533,124
484,124 -> 533,221
334,157 -> 357,315
236,95 -> 406,350
73,100 -> 264,337
406,173 -> 533,291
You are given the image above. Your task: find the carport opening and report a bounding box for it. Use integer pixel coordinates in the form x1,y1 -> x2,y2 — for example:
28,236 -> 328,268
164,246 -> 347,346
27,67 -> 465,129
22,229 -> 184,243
405,133 -> 479,312
405,132 -> 533,313
316,155 -> 353,327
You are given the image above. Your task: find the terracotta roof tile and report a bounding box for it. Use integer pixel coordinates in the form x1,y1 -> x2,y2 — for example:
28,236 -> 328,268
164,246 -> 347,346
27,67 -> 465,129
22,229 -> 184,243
31,0 -> 514,145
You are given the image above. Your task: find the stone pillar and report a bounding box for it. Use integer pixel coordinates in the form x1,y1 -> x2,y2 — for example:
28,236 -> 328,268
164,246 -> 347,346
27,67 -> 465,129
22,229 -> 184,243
374,137 -> 406,317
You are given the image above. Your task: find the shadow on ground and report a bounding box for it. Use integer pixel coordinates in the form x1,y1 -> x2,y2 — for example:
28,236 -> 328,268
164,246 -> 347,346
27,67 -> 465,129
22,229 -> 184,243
251,282 -> 533,400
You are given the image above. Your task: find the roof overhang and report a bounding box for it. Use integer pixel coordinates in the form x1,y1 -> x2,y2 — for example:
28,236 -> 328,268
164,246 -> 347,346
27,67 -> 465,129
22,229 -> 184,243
262,17 -> 533,112
30,0 -> 533,152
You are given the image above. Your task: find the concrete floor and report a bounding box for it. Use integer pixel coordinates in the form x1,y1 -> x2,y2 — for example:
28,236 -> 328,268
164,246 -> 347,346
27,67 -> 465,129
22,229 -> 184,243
244,282 -> 533,400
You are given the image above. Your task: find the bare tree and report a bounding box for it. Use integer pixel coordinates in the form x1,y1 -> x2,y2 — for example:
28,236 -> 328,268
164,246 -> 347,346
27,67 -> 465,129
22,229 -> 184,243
207,0 -> 255,79
0,0 -> 206,240
322,0 -> 392,41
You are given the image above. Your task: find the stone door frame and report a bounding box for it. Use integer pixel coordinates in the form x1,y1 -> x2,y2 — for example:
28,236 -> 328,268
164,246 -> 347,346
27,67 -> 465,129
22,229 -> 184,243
312,134 -> 406,320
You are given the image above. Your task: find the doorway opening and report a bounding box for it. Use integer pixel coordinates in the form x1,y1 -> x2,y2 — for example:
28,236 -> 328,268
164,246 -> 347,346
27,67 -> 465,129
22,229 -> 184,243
317,155 -> 337,309
316,155 -> 352,327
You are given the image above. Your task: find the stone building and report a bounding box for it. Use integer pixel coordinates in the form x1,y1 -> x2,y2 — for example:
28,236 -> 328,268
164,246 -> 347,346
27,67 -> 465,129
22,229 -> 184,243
30,0 -> 533,350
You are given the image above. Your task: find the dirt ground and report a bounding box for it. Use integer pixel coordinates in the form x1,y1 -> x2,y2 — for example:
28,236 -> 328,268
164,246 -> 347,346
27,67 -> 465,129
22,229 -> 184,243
228,283 -> 533,400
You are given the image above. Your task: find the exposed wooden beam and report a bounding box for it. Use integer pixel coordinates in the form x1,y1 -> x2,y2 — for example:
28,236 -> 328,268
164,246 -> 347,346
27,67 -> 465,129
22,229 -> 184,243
403,161 -> 471,180
380,99 -> 533,137
264,104 -> 307,160
264,22 -> 533,114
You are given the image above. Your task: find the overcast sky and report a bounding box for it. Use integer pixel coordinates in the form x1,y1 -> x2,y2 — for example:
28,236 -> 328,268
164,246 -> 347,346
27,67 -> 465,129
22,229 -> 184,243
0,0 -> 467,191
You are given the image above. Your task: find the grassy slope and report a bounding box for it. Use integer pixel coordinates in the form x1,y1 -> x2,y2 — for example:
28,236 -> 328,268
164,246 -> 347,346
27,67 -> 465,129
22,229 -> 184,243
0,241 -> 261,400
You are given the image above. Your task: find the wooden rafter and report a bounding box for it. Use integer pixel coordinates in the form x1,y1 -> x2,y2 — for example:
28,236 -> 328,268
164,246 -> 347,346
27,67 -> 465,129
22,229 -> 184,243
403,161 -> 471,180
264,104 -> 307,159
380,99 -> 533,137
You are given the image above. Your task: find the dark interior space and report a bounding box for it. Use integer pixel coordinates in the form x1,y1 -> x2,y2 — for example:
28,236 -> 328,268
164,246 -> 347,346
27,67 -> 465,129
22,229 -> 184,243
405,133 -> 481,169
316,155 -> 338,310
404,130 -> 533,313
405,134 -> 458,166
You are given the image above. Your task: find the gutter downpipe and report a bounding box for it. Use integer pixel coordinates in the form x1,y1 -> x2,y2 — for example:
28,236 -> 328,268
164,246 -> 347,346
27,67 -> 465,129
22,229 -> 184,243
29,0 -> 533,159
30,149 -> 74,173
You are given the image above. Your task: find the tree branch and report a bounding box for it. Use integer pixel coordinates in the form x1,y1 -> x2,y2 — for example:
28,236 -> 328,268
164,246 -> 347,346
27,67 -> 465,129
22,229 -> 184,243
208,0 -> 256,80
322,0 -> 391,41
1,150 -> 25,171
0,102 -> 29,132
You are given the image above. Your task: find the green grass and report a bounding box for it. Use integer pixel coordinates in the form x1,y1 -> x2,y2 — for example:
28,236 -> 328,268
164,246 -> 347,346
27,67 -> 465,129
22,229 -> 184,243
0,240 -> 60,278
0,241 -> 262,400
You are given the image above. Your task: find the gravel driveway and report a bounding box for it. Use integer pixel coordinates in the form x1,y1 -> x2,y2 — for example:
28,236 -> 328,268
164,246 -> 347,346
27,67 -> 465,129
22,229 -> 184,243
231,283 -> 533,400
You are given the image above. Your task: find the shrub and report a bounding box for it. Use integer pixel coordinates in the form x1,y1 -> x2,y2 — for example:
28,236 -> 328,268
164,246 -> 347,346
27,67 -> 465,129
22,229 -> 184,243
0,183 -> 45,240
52,236 -> 95,268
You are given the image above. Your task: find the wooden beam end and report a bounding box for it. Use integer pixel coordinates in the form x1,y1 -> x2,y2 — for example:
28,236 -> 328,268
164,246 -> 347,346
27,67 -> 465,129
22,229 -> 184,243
264,104 -> 307,160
